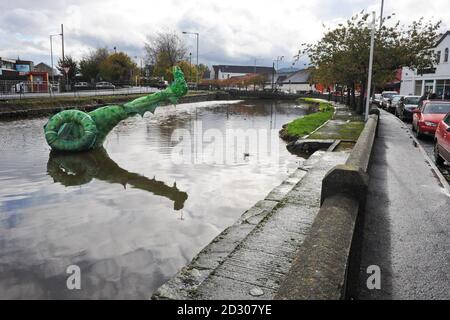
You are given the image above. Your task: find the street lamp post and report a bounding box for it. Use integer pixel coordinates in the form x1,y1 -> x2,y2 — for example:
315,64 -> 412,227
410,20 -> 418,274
253,57 -> 262,91
49,32 -> 62,91
182,31 -> 199,89
134,56 -> 144,87
365,11 -> 376,121
189,52 -> 193,82
275,55 -> 284,71
272,56 -> 284,91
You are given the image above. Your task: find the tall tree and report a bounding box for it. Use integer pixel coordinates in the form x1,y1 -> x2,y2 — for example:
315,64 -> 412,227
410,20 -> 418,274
99,52 -> 138,83
57,55 -> 78,80
303,12 -> 441,113
176,60 -> 197,83
144,32 -> 187,80
79,47 -> 109,82
197,64 -> 211,80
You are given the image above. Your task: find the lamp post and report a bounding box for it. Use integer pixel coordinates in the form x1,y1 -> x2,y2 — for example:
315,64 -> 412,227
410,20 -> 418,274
272,56 -> 284,91
253,57 -> 262,90
182,31 -> 199,89
189,52 -> 193,82
275,56 -> 284,71
365,11 -> 376,121
134,56 -> 144,87
49,32 -> 62,91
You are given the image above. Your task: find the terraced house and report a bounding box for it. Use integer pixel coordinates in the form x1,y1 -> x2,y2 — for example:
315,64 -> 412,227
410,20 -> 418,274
400,31 -> 450,98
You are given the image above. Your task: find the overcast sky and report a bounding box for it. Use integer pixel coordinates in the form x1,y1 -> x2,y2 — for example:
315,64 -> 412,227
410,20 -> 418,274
0,0 -> 447,69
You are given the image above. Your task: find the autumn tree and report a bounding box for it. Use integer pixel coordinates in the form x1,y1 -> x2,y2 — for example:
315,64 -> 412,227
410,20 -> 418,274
144,32 -> 187,80
197,64 -> 211,80
79,47 -> 109,82
57,55 -> 78,80
303,12 -> 441,113
176,60 -> 198,83
98,52 -> 138,83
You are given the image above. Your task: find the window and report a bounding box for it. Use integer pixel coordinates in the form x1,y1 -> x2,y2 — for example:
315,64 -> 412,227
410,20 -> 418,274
444,113 -> 450,125
445,48 -> 449,63
415,80 -> 423,96
437,51 -> 441,63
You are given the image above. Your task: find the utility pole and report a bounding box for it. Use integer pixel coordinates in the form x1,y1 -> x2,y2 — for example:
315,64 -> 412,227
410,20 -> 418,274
365,11 -> 376,121
271,61 -> 275,91
196,33 -> 199,88
189,52 -> 192,82
60,24 -> 67,91
61,24 -> 65,62
379,0 -> 385,30
50,35 -> 54,84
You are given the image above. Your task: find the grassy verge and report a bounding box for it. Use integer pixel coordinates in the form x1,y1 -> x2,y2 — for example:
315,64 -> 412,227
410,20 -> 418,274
281,98 -> 334,140
308,121 -> 365,140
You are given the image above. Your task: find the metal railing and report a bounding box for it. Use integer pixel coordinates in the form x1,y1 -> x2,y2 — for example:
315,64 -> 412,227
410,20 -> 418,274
0,80 -> 159,100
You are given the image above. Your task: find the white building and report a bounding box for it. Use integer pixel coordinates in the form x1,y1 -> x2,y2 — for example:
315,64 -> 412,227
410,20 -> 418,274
212,65 -> 274,80
274,68 -> 315,93
400,31 -> 450,98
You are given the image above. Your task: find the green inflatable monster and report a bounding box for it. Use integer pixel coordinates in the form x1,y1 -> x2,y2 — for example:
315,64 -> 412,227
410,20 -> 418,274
44,66 -> 187,152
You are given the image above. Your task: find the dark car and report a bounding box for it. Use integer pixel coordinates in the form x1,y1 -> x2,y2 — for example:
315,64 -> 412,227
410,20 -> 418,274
434,111 -> 450,165
395,95 -> 421,121
388,95 -> 404,113
73,82 -> 90,90
412,100 -> 450,139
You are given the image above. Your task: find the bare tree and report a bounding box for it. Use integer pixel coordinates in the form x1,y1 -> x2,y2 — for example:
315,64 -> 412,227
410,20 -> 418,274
144,31 -> 187,79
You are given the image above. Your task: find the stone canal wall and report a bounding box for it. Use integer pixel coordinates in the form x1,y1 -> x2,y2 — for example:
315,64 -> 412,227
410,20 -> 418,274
153,112 -> 379,300
275,113 -> 379,300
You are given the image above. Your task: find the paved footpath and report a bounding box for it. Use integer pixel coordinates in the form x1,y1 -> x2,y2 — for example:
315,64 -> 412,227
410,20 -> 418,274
153,151 -> 349,299
355,110 -> 450,300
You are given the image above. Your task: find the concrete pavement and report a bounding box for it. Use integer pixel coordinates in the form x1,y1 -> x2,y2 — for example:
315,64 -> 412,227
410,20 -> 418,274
354,110 -> 450,300
153,151 -> 349,299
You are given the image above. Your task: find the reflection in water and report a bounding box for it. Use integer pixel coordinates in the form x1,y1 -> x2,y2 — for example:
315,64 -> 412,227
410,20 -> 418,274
0,100 -> 311,299
47,148 -> 188,210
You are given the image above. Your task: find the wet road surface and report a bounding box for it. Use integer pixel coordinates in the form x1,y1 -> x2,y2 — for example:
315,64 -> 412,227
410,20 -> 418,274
355,110 -> 450,299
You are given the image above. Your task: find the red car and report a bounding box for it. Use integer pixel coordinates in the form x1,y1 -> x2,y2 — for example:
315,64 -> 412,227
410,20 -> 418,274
412,100 -> 450,139
434,111 -> 450,165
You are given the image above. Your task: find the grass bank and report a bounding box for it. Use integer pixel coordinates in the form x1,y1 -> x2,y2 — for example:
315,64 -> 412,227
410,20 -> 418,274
308,121 -> 365,141
280,98 -> 334,141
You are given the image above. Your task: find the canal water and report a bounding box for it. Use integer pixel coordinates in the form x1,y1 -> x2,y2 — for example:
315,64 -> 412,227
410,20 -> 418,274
0,99 -> 310,299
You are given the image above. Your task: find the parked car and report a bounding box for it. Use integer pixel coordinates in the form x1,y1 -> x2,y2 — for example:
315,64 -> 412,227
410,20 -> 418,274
388,95 -> 404,113
395,95 -> 421,121
74,82 -> 90,90
371,93 -> 382,107
412,100 -> 450,139
156,80 -> 169,89
434,111 -> 450,165
380,91 -> 398,109
95,81 -> 115,89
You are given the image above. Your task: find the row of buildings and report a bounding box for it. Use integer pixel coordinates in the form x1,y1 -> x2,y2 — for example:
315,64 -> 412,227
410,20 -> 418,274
7,29 -> 448,96
211,65 -> 315,92
213,31 -> 450,96
0,57 -> 57,93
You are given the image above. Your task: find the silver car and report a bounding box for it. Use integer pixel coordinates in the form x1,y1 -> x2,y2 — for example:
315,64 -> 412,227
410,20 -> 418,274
381,91 -> 398,110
